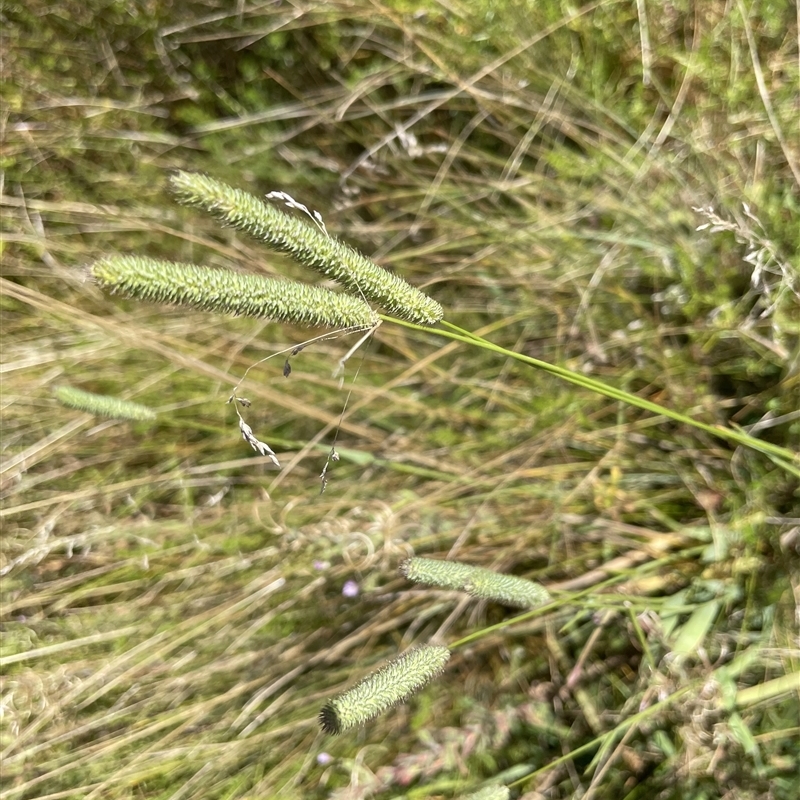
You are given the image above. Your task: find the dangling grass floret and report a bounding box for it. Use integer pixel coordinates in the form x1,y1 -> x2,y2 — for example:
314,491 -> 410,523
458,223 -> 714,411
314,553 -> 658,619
225,394 -> 280,468
319,644 -> 450,735
400,557 -> 551,610
265,190 -> 328,234
91,255 -> 378,330
169,171 -> 443,325
236,415 -> 280,468
55,386 -> 156,421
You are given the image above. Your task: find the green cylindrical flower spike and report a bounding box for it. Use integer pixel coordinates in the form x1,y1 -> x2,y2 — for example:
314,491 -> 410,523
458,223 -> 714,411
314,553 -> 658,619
91,255 -> 378,330
400,557 -> 551,610
319,644 -> 451,735
169,171 -> 443,326
55,386 -> 157,421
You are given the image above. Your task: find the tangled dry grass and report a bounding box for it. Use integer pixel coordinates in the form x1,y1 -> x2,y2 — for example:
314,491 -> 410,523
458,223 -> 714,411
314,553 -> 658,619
2,1 -> 799,798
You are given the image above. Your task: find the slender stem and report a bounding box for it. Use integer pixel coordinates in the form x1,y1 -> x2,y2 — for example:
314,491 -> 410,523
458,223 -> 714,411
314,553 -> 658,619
381,316 -> 800,472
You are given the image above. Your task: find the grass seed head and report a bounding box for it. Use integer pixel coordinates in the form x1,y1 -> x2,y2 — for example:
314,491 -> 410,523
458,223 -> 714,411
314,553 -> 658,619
169,171 -> 443,325
400,557 -> 551,609
91,255 -> 378,330
54,386 -> 157,421
319,644 -> 451,734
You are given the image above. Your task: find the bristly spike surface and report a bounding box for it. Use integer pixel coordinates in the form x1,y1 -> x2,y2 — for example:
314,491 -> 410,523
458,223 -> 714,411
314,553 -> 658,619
400,557 -> 551,609
319,644 -> 450,734
169,171 -> 443,325
91,255 -> 378,330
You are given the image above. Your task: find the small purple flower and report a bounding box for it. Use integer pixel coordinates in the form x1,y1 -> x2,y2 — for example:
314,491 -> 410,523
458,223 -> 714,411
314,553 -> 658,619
342,580 -> 359,598
317,752 -> 333,765
313,560 -> 330,571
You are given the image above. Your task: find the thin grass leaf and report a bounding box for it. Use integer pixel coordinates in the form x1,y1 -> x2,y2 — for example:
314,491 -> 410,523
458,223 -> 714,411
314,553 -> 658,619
169,171 -> 443,325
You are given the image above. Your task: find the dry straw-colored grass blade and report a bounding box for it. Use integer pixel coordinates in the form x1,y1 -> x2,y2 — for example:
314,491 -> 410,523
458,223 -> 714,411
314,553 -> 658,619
460,785 -> 510,800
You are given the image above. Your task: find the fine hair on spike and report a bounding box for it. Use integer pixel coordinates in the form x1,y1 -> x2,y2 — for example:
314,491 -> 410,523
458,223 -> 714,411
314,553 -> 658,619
400,557 -> 551,609
168,171 -> 443,325
91,255 -> 379,330
319,644 -> 450,734
55,386 -> 157,421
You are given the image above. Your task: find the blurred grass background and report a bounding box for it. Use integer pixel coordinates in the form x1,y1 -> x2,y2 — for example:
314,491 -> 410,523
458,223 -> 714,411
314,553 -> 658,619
2,1 -> 799,798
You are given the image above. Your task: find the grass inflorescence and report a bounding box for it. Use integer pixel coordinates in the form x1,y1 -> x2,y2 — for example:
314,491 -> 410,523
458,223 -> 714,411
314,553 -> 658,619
169,170 -> 443,325
91,255 -> 379,330
319,644 -> 451,735
54,385 -> 157,421
400,557 -> 551,609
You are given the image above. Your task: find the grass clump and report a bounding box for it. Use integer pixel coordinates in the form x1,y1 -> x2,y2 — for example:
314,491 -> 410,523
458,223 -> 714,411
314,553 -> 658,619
3,1 -> 799,799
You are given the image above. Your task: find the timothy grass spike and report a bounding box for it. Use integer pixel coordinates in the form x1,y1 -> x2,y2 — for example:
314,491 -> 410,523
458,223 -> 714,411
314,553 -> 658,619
319,644 -> 450,734
400,557 -> 551,609
169,171 -> 443,325
91,255 -> 378,330
55,386 -> 157,421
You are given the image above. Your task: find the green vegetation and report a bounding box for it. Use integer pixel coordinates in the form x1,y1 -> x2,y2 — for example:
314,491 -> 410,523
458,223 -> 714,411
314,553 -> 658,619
2,1 -> 798,798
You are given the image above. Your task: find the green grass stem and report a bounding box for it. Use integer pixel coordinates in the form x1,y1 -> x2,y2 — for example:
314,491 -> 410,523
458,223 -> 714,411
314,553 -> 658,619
381,316 -> 800,473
